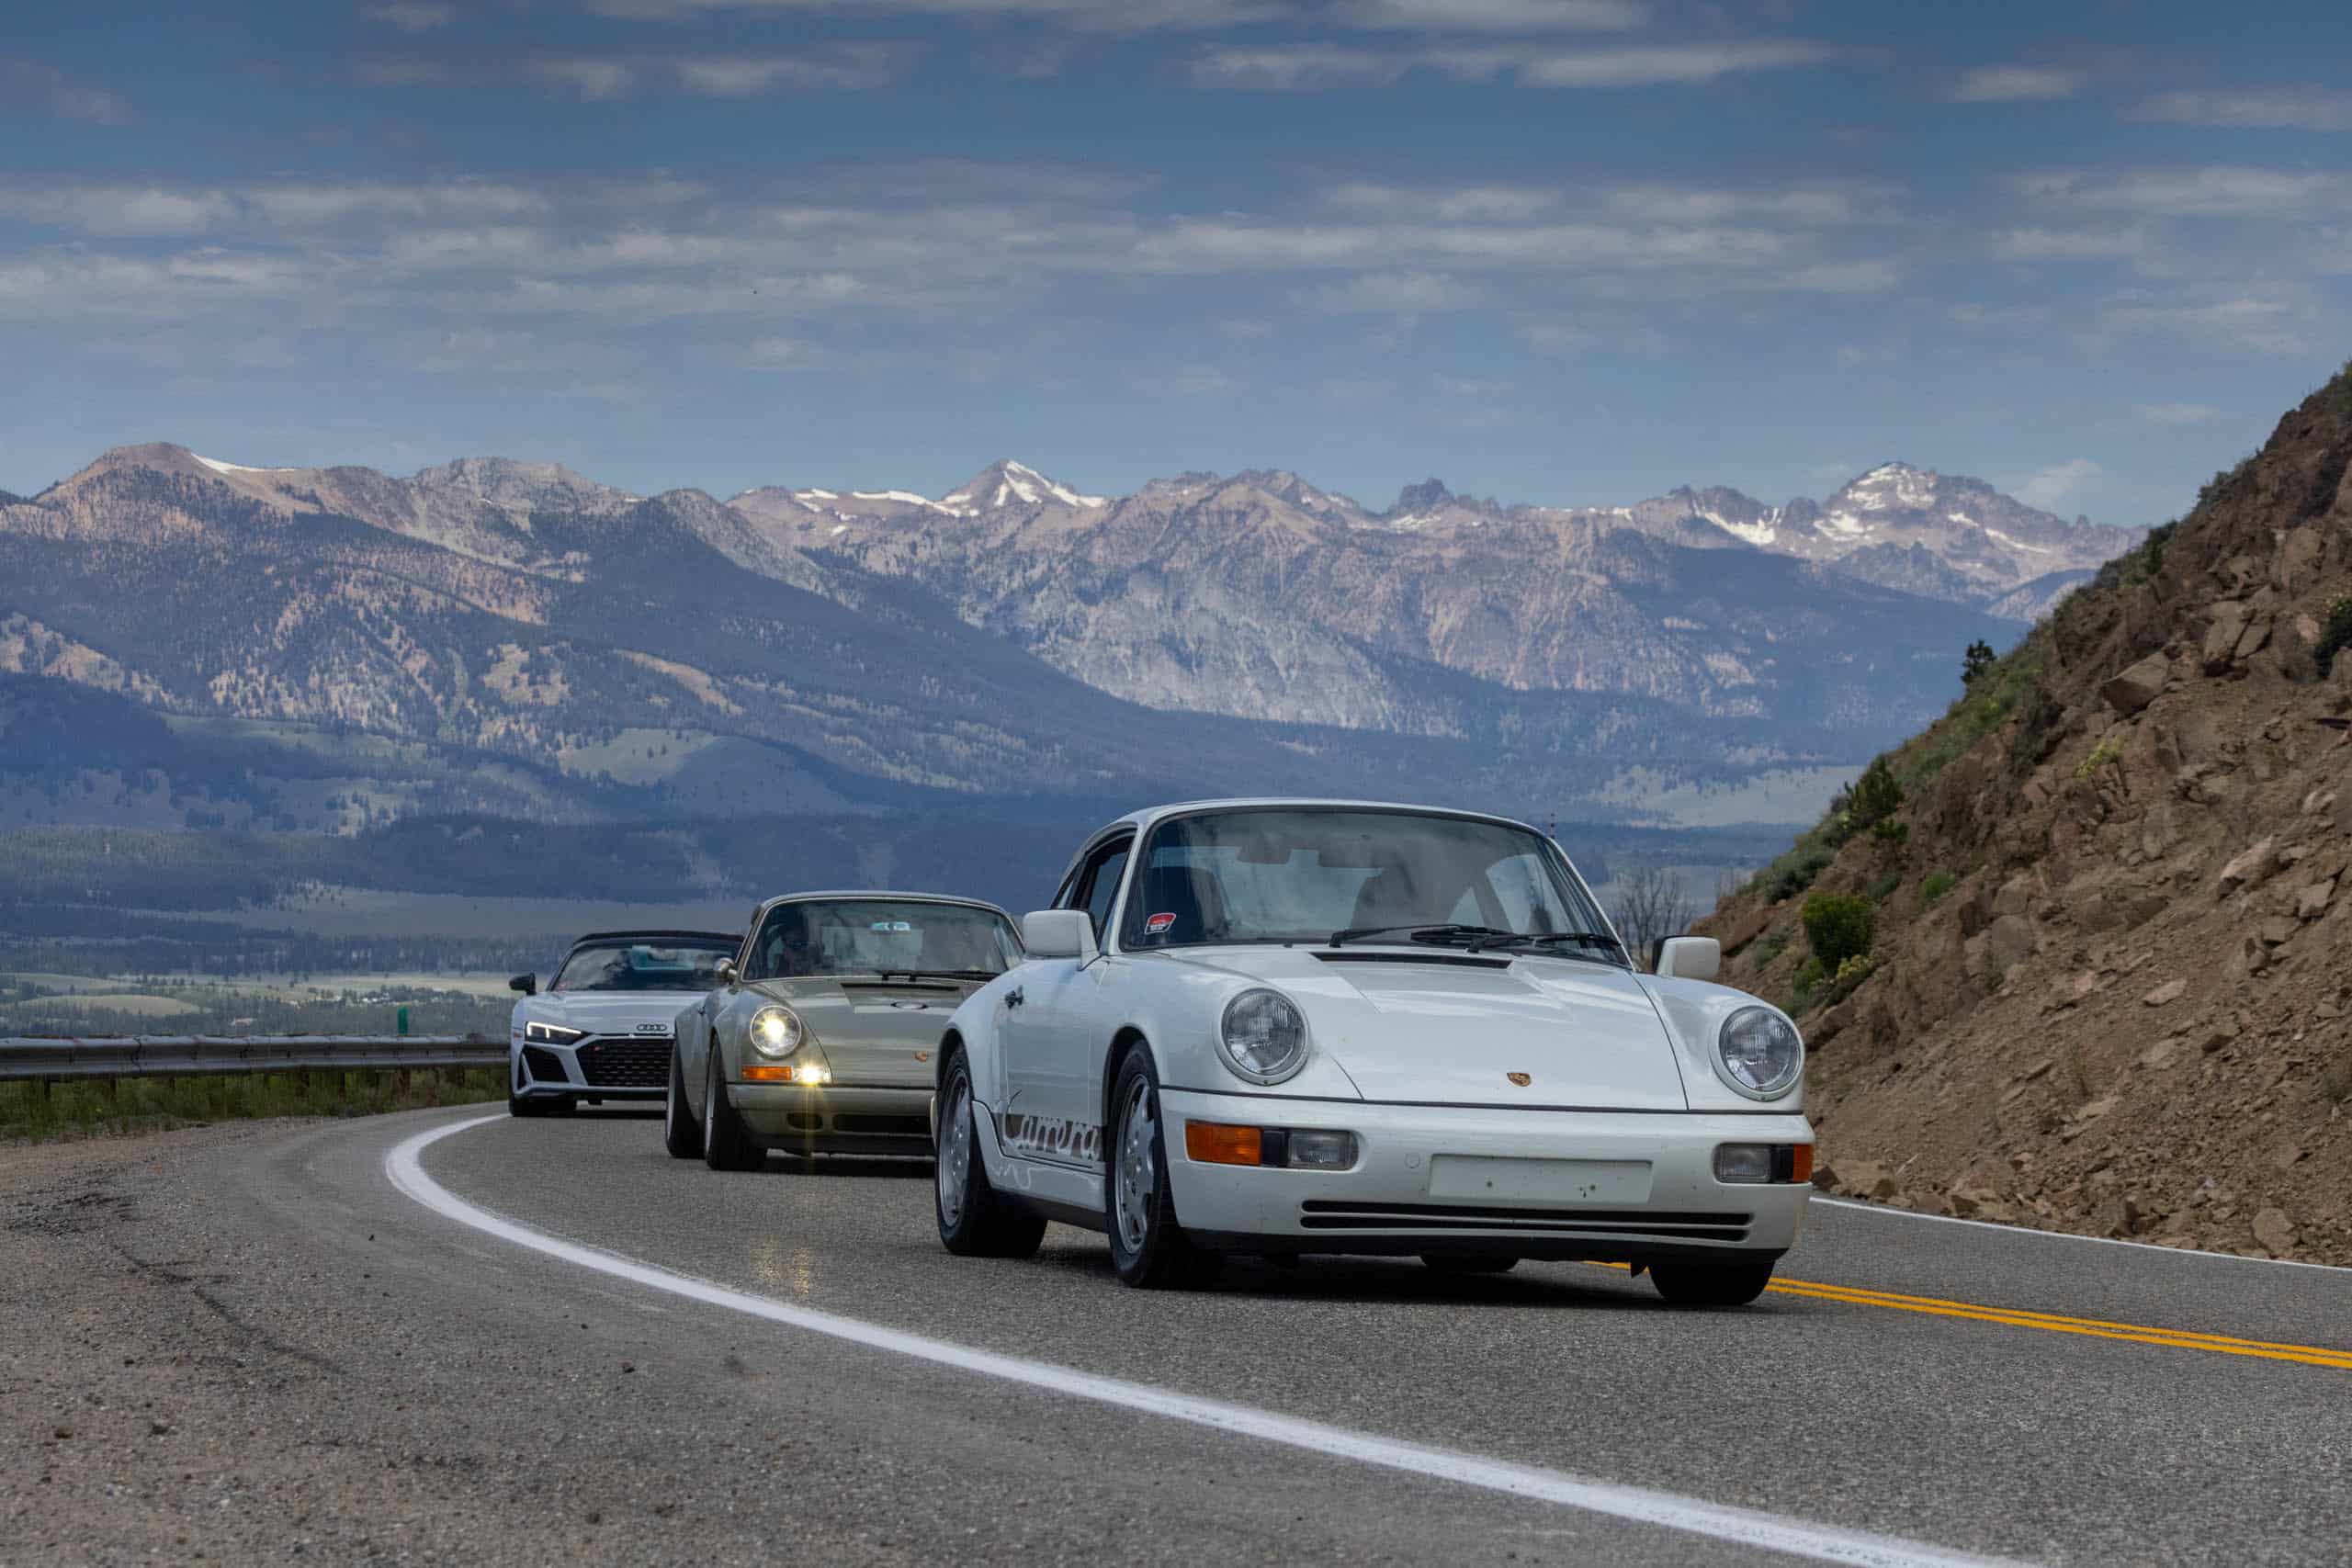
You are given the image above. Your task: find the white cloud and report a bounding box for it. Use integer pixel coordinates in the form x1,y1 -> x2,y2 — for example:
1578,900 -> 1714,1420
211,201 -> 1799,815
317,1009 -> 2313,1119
357,58 -> 455,85
1514,40 -> 1833,87
1336,0 -> 1645,30
364,2 -> 457,30
1156,364 -> 1237,396
1951,65 -> 2084,103
2133,401 -> 2223,426
1991,226 -> 2148,261
1306,270 -> 1483,312
2014,457 -> 2101,510
1,60 -> 130,124
1518,320 -> 1587,354
587,0 -> 1276,29
1191,45 -> 1403,88
2096,294 -> 2306,355
2018,166 -> 2352,220
1324,182 -> 1561,222
1192,37 -> 1832,90
673,48 -> 909,94
2134,86 -> 2352,132
528,59 -> 639,100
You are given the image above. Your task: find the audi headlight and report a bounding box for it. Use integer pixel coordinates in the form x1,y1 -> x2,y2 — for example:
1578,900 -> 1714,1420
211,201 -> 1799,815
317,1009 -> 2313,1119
524,1021 -> 583,1045
1217,988 -> 1308,1085
1715,1006 -> 1803,1100
749,1005 -> 805,1059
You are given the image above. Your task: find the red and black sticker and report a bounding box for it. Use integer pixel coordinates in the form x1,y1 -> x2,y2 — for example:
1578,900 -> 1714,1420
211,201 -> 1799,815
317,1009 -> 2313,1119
1144,911 -> 1177,934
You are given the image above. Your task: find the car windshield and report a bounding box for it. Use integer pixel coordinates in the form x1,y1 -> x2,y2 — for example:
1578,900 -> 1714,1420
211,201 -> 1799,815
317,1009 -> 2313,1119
549,939 -> 736,993
1120,807 -> 1621,963
749,899 -> 1023,980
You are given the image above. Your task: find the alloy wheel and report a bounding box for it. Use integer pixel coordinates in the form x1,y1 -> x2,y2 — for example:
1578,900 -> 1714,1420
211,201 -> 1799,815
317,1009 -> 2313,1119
936,1076 -> 972,1228
1113,1075 -> 1158,1254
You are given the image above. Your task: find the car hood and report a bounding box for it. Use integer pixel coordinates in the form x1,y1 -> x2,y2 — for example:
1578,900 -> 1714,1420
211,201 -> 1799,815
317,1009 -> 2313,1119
528,992 -> 708,1033
1163,947 -> 1688,1111
750,975 -> 979,1047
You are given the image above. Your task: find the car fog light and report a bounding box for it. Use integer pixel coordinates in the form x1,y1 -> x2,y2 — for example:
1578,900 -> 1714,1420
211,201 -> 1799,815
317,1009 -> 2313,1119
1714,1144 -> 1812,1184
790,1063 -> 830,1085
1714,1145 -> 1773,1184
1283,1130 -> 1358,1170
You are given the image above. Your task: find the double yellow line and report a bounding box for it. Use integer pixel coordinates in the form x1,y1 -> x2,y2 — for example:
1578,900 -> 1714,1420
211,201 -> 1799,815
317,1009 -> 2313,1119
1595,1264 -> 2352,1370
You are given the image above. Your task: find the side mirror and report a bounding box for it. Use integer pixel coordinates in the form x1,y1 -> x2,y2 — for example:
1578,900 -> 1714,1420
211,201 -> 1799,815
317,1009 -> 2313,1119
1021,909 -> 1099,964
715,958 -> 739,987
1653,937 -> 1721,983
508,973 -> 537,997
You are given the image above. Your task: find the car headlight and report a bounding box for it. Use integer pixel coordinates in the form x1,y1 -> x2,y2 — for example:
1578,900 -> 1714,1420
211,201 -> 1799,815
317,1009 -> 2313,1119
749,1005 -> 806,1059
524,1021 -> 583,1045
1217,988 -> 1308,1085
1715,1006 -> 1803,1100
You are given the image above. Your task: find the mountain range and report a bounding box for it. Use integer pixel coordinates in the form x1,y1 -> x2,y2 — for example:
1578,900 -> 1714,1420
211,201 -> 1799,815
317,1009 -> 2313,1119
0,443 -> 2136,843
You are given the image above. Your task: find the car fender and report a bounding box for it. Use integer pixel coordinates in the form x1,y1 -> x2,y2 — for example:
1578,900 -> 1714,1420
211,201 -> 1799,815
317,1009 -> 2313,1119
1635,973 -> 1808,1115
1080,955 -> 1363,1119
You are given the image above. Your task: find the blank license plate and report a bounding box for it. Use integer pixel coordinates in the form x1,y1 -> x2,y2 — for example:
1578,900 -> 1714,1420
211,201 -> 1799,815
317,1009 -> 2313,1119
1428,1156 -> 1653,1204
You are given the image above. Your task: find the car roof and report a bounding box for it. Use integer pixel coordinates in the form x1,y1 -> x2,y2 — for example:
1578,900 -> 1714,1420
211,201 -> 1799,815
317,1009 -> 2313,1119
743,891 -> 1019,921
566,930 -> 741,949
1087,797 -> 1548,840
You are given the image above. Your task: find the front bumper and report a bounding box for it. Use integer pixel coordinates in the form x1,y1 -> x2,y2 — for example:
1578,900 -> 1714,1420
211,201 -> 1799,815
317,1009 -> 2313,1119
513,1035 -> 672,1100
1160,1088 -> 1811,1262
729,1082 -> 934,1156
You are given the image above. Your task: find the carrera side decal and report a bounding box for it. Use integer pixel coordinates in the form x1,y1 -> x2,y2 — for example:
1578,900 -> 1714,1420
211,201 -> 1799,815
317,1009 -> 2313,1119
997,1110 -> 1102,1167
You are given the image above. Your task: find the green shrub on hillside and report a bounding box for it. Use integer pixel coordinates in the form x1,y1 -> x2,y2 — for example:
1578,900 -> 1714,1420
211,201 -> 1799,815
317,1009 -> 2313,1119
1918,870 -> 1956,906
1842,757 -> 1904,830
1801,891 -> 1874,970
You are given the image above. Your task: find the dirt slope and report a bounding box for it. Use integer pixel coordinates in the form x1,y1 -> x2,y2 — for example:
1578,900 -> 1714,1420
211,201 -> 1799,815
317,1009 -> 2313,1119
1696,366 -> 2352,1264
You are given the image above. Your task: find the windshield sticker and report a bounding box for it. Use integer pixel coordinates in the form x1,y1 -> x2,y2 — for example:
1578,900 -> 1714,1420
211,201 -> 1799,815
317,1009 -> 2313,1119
1145,911 -> 1176,934
869,919 -> 913,932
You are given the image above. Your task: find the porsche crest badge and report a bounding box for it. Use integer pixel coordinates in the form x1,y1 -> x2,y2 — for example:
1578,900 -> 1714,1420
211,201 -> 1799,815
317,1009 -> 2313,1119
1507,1072 -> 1532,1087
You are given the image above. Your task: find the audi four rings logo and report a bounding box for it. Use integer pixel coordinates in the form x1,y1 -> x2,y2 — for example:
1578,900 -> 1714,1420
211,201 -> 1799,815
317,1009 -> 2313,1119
634,1022 -> 669,1034
1507,1072 -> 1532,1086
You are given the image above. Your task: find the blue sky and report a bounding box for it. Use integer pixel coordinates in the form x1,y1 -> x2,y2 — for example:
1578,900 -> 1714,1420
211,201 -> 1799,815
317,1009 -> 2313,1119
3,0 -> 2348,524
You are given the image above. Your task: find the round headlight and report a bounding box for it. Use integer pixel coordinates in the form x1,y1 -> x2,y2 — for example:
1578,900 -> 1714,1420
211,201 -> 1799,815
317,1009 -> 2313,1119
1218,988 -> 1308,1085
1716,1006 -> 1803,1100
749,1005 -> 805,1059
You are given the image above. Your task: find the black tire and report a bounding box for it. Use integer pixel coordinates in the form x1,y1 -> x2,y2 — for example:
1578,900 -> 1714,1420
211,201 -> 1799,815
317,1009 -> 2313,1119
1104,1044 -> 1221,1290
933,1053 -> 1046,1258
507,1092 -> 537,1118
1422,1253 -> 1520,1274
701,1043 -> 764,1171
1650,1258 -> 1776,1306
662,1041 -> 704,1159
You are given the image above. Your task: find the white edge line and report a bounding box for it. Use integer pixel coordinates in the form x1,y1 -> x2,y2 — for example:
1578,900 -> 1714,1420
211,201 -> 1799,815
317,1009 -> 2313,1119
389,1113 -> 2031,1568
1813,1197 -> 2352,1275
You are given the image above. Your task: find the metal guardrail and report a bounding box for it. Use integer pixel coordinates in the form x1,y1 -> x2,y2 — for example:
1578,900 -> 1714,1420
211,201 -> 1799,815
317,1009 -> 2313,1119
0,1034 -> 504,1083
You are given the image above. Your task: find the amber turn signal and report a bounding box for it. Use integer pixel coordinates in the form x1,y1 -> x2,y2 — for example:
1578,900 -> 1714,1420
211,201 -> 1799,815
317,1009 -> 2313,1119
1790,1144 -> 1814,1185
1183,1120 -> 1263,1166
741,1064 -> 794,1082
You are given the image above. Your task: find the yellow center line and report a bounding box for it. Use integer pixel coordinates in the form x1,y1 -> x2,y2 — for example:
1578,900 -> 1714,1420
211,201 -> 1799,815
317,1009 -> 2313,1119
1584,1263 -> 2352,1371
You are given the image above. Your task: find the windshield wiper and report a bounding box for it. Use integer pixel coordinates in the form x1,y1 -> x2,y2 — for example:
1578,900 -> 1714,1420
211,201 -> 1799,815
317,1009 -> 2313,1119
1327,922 -> 1510,948
1476,930 -> 1629,960
876,968 -> 999,982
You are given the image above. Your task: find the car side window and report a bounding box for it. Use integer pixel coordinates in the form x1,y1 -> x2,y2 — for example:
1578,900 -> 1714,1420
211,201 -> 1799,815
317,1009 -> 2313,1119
1066,838 -> 1133,945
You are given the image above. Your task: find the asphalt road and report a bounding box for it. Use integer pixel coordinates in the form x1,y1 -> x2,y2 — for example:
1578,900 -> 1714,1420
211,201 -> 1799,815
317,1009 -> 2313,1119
12,1104 -> 2351,1565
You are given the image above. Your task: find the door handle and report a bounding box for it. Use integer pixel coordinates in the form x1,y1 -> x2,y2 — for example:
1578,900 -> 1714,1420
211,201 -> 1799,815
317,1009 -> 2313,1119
1004,987 -> 1024,1010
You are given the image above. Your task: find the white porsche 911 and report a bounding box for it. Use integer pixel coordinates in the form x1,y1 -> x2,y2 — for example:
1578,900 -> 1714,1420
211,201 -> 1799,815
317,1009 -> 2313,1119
932,799 -> 1813,1302
507,930 -> 739,1116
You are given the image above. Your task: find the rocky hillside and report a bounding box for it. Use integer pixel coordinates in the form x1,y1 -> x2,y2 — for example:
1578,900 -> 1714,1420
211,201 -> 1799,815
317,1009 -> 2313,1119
1694,365 -> 2352,1265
